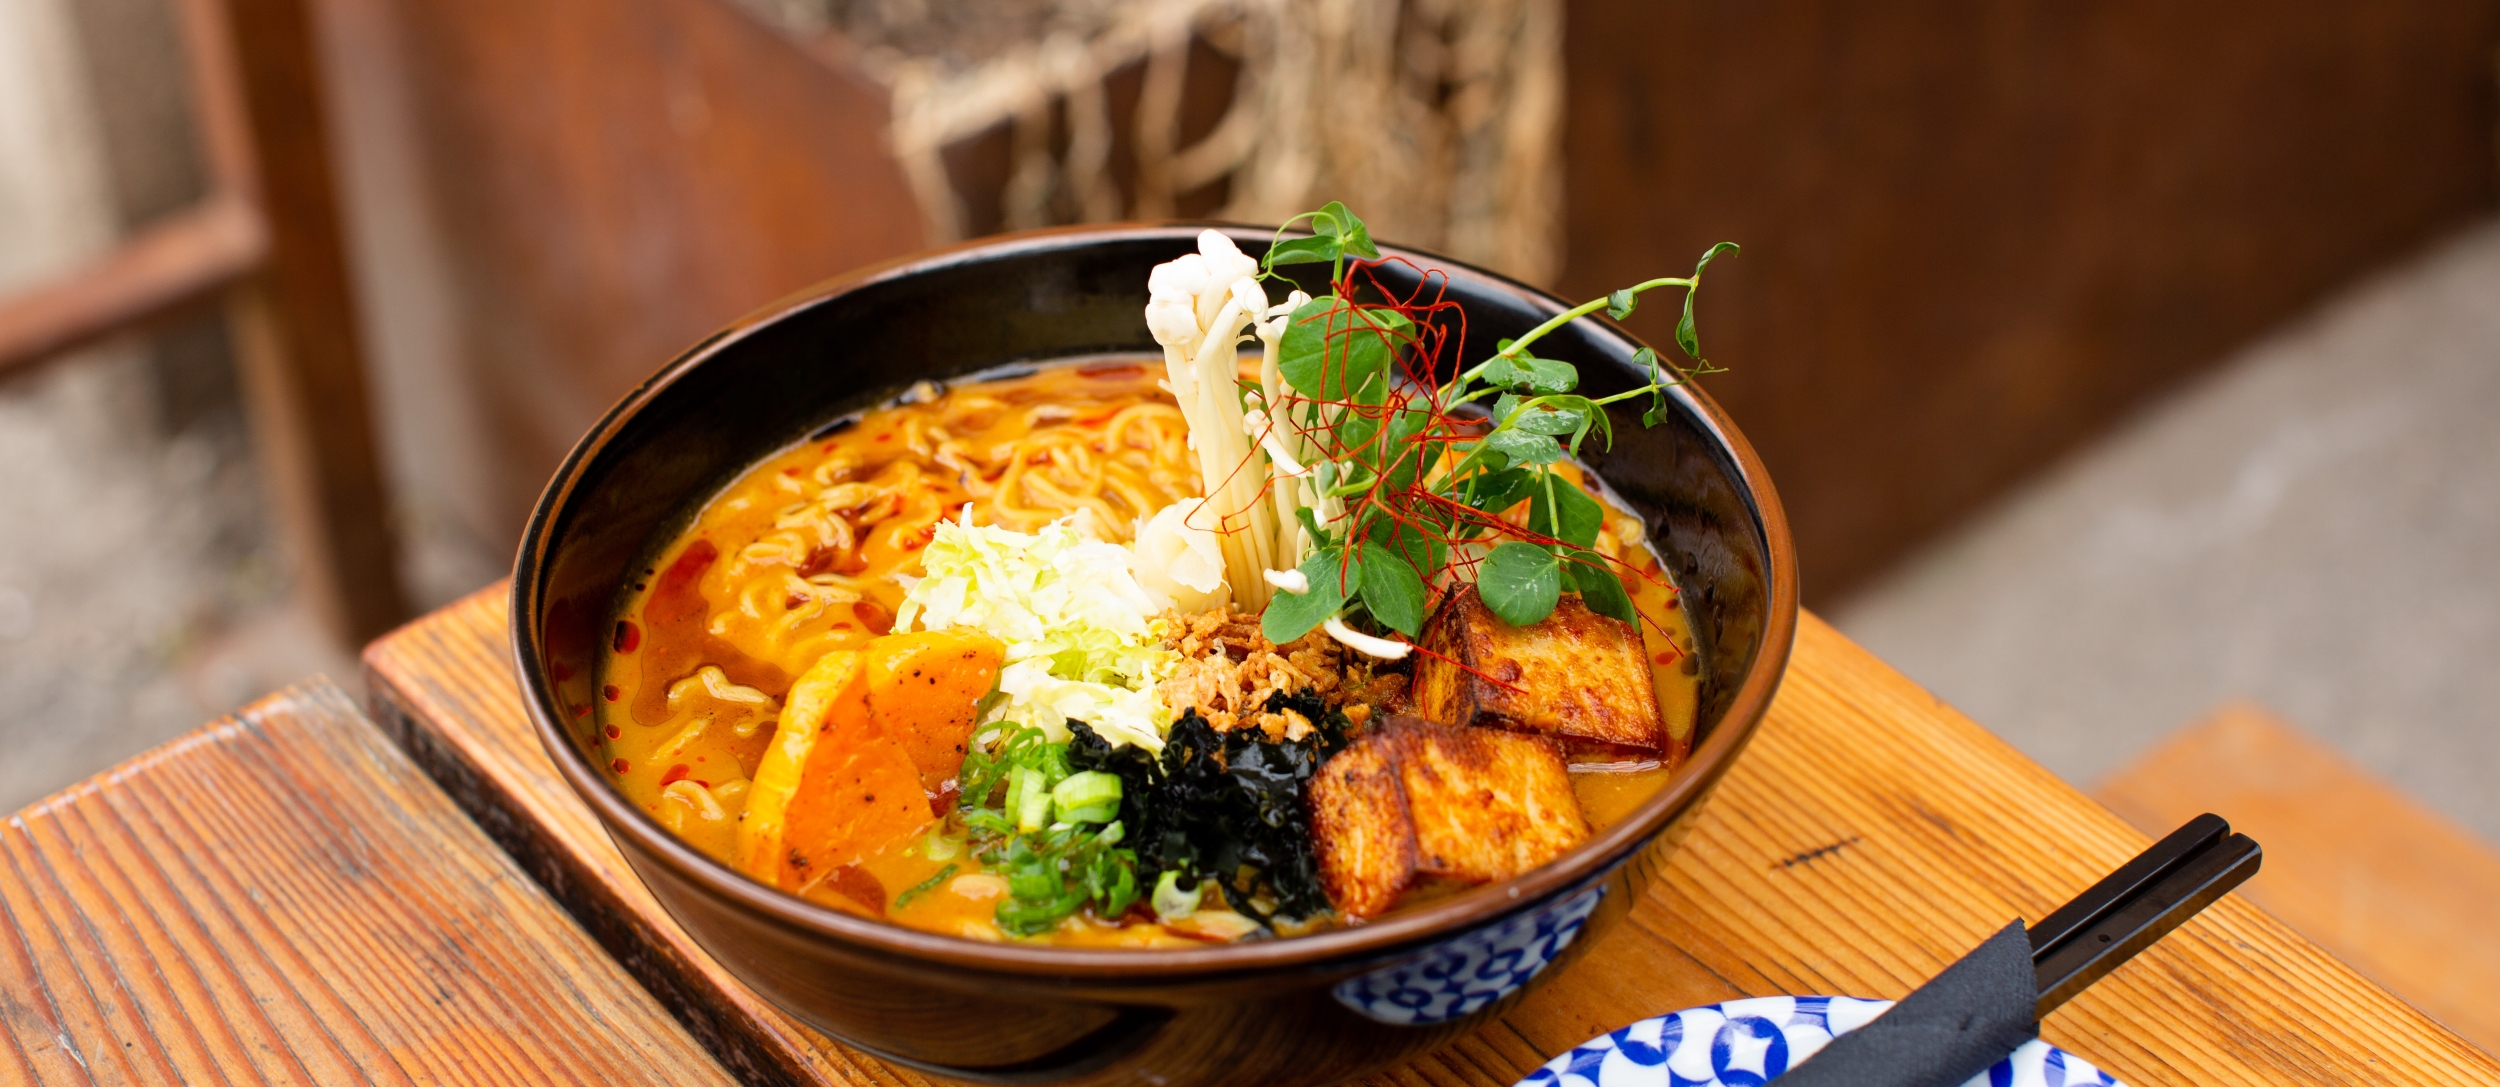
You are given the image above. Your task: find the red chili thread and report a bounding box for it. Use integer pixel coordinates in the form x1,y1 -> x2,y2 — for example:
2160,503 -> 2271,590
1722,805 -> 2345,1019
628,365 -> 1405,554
1402,640 -> 1526,695
1224,254 -> 1686,620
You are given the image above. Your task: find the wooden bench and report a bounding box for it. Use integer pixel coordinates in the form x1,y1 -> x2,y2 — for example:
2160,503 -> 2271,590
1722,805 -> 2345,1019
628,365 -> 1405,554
2097,702 -> 2500,1052
0,680 -> 737,1085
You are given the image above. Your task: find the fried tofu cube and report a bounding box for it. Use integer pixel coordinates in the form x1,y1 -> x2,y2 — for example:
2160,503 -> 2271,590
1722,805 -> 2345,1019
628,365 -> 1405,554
1412,585 -> 1666,751
1394,721 -> 1591,883
1306,731 -> 1417,919
1309,717 -> 1590,920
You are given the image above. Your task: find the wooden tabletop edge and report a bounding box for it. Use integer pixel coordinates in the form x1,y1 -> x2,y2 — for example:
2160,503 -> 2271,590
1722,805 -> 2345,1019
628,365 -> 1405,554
361,634 -> 866,1087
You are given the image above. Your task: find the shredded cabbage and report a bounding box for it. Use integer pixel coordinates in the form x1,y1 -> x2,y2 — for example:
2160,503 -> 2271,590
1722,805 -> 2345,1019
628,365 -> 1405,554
896,516 -> 1177,751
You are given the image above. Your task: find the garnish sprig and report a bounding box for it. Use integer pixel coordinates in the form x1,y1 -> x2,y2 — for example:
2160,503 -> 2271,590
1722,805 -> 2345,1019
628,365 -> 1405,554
1227,204 -> 1739,641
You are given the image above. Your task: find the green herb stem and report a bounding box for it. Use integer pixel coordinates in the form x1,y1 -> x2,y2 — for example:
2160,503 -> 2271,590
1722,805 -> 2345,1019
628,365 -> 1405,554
1445,276 -> 1692,395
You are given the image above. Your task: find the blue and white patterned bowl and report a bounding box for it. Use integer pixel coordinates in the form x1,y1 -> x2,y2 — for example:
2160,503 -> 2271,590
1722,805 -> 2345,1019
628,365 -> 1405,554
1516,995 -> 2124,1087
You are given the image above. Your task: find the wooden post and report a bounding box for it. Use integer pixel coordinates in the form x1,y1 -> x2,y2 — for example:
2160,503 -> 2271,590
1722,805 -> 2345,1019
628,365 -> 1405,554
189,0 -> 408,644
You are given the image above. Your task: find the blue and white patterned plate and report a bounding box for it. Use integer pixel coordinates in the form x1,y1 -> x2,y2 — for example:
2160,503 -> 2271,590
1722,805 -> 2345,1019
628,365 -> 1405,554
1515,995 -> 2124,1087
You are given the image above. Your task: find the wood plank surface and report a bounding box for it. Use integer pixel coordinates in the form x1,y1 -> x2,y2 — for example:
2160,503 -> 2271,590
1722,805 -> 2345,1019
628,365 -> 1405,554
2095,702 -> 2500,1053
365,587 -> 2500,1086
0,678 -> 737,1087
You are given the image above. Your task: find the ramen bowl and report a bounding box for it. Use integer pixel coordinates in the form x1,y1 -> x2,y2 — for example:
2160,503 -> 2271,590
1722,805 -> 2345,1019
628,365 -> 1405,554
512,224 -> 1799,1087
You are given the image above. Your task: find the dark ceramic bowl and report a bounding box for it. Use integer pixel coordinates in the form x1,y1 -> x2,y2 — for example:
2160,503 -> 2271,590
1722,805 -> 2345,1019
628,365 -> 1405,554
513,225 -> 1798,1087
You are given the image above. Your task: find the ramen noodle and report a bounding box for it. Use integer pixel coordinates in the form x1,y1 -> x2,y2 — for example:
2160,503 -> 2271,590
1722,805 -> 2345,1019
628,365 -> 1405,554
597,361 -> 1700,947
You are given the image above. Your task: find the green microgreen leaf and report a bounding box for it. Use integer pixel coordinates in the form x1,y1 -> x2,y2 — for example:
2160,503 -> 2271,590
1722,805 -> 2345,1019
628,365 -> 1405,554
1386,402 -> 1431,444
1265,235 -> 1341,267
1249,203 -> 1741,649
1484,428 -> 1563,466
1478,542 -> 1562,627
1295,506 -> 1333,551
1529,476 -> 1604,548
1356,544 -> 1428,636
1676,242 -> 1739,360
1314,200 -> 1379,259
1528,393 -> 1609,455
1513,405 -> 1584,435
1563,548 -> 1635,624
1382,406 -> 1433,491
1633,347 -> 1677,427
1519,356 -> 1578,394
1464,468 -> 1540,513
1366,513 -> 1448,590
1480,349 -> 1578,395
1278,300 -> 1409,400
1262,549 -> 1356,643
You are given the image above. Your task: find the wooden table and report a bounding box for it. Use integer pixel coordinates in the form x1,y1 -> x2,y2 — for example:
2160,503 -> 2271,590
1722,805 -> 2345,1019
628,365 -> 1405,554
8,588 -> 2492,1085
0,680 -> 737,1086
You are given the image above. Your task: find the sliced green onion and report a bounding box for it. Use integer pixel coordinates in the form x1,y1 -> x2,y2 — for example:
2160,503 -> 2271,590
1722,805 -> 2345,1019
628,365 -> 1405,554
1014,766 -> 1053,832
1051,771 -> 1123,825
1003,764 -> 1031,823
995,894 -> 1083,936
1152,869 -> 1204,921
1006,864 -> 1061,902
894,864 -> 957,909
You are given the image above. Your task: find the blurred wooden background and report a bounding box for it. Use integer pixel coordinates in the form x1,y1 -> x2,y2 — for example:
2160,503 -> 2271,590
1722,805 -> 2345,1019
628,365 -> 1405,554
326,0 -> 2497,609
62,0 -> 2487,621
1562,2 -> 2500,596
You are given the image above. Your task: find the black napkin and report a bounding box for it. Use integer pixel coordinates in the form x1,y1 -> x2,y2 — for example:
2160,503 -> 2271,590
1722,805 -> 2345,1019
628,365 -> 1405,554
1777,920 -> 2038,1087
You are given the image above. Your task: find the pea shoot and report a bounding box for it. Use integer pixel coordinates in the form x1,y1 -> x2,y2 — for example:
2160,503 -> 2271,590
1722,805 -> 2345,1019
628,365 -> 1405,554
1247,202 -> 1739,637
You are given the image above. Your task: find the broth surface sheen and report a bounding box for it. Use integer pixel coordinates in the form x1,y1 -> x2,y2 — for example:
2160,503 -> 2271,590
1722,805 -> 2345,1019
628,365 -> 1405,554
596,361 -> 1698,945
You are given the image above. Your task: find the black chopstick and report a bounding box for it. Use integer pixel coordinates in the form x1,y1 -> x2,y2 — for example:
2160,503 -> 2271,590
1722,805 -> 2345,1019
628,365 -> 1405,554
1776,814 -> 2263,1087
2028,812 -> 2263,1016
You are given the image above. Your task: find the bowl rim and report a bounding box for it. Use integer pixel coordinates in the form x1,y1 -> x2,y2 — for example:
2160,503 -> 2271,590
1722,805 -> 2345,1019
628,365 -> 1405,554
511,221 -> 1800,981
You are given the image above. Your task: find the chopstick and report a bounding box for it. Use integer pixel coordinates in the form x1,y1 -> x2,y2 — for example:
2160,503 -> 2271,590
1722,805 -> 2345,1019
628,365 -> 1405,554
1770,814 -> 2262,1087
2028,812 -> 2263,1016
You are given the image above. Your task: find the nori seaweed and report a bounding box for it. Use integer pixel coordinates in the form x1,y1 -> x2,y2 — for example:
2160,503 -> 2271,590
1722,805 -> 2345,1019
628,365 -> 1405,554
1066,692 -> 1354,925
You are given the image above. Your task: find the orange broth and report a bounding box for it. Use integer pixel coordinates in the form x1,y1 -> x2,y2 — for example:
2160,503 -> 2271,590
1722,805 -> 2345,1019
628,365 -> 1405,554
595,362 -> 1700,945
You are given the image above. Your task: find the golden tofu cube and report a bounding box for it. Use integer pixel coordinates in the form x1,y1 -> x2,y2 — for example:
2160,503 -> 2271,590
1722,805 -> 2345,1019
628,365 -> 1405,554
1305,730 -> 1416,920
1412,585 -> 1666,752
1394,720 -> 1592,884
1309,717 -> 1590,920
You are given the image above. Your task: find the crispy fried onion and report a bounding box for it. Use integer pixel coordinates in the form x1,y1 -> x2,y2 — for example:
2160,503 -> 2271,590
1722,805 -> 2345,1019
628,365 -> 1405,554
1156,608 -> 1406,741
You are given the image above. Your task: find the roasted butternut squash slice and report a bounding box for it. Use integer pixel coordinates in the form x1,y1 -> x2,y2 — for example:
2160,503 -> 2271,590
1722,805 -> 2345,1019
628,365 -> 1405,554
777,705 -> 931,907
739,650 -> 863,881
734,629 -> 1002,907
862,628 -> 1005,796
